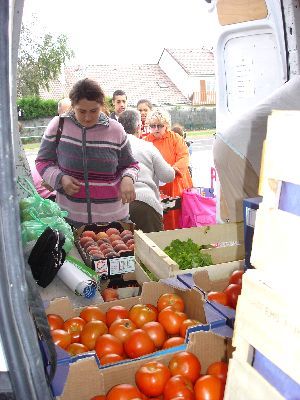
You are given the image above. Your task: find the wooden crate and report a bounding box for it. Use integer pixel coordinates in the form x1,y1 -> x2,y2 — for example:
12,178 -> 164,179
224,352 -> 284,400
232,270 -> 300,384
134,222 -> 244,279
252,110 -> 300,284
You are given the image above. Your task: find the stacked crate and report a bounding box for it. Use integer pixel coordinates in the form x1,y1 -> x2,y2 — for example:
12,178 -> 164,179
224,110 -> 300,399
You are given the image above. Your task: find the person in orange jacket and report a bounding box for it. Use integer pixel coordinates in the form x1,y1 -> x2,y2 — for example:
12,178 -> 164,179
144,108 -> 193,230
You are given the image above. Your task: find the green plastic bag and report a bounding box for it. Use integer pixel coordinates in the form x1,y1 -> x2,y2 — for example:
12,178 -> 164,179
18,177 -> 73,253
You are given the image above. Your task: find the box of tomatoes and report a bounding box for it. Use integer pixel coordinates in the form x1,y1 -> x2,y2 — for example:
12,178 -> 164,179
45,280 -> 229,397
74,221 -> 135,278
55,329 -> 233,400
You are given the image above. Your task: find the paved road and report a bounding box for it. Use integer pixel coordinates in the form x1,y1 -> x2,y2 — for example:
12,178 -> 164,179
189,136 -> 215,188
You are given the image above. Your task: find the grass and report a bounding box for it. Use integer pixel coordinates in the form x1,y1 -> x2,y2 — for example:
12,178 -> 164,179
23,142 -> 41,151
186,129 -> 215,138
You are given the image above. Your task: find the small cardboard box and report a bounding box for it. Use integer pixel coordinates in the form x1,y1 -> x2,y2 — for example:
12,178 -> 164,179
176,260 -> 244,322
56,329 -> 233,400
134,222 -> 245,279
74,221 -> 135,278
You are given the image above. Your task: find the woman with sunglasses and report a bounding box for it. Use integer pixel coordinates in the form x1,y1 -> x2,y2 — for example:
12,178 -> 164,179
144,108 -> 193,230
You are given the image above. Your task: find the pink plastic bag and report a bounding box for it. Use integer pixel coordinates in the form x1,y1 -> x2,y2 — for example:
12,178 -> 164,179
179,188 -> 216,228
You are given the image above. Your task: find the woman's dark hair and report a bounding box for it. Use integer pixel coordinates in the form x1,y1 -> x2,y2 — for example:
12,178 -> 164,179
137,99 -> 153,109
69,78 -> 105,106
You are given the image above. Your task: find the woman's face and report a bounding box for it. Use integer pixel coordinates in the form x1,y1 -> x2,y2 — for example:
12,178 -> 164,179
73,98 -> 102,128
149,120 -> 167,139
137,103 -> 151,123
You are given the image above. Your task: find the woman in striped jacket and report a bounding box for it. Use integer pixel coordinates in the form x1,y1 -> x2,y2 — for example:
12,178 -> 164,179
36,78 -> 139,227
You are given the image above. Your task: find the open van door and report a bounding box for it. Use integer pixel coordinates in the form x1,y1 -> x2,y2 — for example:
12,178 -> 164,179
211,0 -> 300,222
0,1 -> 54,398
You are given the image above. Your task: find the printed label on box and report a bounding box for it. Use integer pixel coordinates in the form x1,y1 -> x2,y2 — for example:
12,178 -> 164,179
94,259 -> 109,275
109,256 -> 135,275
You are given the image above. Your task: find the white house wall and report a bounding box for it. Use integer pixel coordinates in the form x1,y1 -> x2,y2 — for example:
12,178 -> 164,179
159,51 -> 192,97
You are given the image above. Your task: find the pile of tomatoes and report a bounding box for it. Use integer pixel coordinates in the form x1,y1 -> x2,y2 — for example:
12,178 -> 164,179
90,352 -> 227,400
47,293 -> 202,360
207,269 -> 244,309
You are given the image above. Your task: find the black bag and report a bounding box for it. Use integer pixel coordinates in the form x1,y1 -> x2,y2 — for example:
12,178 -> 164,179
28,227 -> 66,288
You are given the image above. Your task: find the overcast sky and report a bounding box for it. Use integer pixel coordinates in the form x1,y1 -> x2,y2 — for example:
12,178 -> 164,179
22,0 -> 218,64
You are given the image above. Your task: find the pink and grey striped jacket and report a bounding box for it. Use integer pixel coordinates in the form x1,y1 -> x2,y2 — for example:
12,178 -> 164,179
35,113 -> 139,227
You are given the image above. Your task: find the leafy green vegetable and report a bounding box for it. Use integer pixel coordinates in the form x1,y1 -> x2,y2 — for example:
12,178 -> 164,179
164,238 -> 213,270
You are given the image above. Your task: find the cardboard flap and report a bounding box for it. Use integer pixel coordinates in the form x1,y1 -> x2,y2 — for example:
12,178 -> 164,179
160,276 -> 194,290
46,297 -> 75,320
58,357 -> 104,400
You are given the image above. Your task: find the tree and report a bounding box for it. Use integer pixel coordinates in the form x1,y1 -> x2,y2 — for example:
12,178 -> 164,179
17,20 -> 74,97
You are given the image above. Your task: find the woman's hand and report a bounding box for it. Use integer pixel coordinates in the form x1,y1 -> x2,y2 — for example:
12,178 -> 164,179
120,176 -> 136,204
61,175 -> 81,196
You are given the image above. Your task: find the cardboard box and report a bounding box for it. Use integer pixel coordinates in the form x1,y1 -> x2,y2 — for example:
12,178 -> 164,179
74,222 -> 135,278
134,222 -> 245,279
57,330 -> 232,400
46,279 -> 229,397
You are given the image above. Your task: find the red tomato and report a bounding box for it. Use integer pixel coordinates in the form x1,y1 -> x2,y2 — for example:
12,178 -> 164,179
168,351 -> 201,383
66,342 -> 88,356
142,321 -> 167,349
80,320 -> 108,350
106,384 -> 143,400
135,361 -> 171,397
162,337 -> 185,349
124,329 -> 156,359
79,306 -> 107,323
224,284 -> 242,309
207,291 -> 229,306
146,304 -> 158,320
51,329 -> 72,350
158,307 -> 187,335
129,304 -> 157,328
90,396 -> 106,400
63,317 -> 86,343
99,353 -> 125,365
206,361 -> 228,383
102,288 -> 119,302
109,318 -> 136,343
157,293 -> 185,313
95,334 -> 124,359
194,375 -> 225,400
179,319 -> 200,338
229,270 -> 244,286
106,306 -> 129,326
163,375 -> 195,400
47,314 -> 64,331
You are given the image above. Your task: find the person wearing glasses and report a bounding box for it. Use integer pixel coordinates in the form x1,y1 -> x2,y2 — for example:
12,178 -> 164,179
144,108 -> 193,230
118,109 -> 175,232
36,79 -> 139,228
136,99 -> 153,138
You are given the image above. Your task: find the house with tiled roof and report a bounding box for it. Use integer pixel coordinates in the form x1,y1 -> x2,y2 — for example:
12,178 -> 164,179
158,48 -> 215,105
39,48 -> 215,106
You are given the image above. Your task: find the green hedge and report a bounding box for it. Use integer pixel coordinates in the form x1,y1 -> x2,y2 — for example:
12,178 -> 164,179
17,96 -> 114,120
17,97 -> 57,120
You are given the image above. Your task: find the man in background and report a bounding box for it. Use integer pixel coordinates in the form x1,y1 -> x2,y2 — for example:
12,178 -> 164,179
110,90 -> 127,121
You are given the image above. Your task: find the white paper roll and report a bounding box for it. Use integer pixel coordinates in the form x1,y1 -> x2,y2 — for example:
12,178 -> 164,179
57,260 -> 97,298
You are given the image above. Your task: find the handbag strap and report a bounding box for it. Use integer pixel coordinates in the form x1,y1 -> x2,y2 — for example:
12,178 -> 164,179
56,117 -> 64,145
